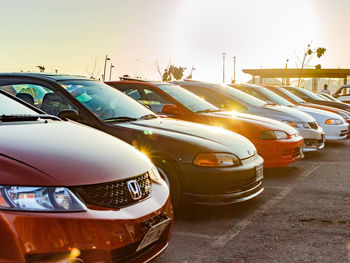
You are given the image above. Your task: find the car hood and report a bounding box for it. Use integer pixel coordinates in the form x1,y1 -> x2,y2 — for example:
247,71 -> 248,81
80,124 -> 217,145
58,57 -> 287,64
115,118 -> 257,159
0,121 -> 152,186
260,105 -> 315,122
295,106 -> 344,123
211,111 -> 299,135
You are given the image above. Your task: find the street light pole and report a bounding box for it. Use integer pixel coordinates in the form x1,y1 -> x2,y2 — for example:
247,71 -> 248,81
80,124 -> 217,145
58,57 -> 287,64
284,59 -> 289,85
222,52 -> 226,83
233,56 -> 236,83
103,55 -> 110,82
109,64 -> 114,81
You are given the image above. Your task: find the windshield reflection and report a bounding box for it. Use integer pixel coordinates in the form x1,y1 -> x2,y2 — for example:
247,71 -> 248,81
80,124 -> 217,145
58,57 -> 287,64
156,84 -> 218,113
59,80 -> 154,121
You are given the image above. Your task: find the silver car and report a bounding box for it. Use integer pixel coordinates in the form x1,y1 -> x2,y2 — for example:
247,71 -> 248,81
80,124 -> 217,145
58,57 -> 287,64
174,80 -> 325,152
234,84 -> 348,141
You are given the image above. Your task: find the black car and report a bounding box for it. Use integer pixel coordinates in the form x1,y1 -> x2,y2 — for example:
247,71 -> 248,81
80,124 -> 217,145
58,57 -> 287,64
282,86 -> 350,113
0,73 -> 264,207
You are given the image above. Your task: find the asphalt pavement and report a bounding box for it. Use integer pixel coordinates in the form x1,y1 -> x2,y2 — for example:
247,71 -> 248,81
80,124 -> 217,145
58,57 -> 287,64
156,139 -> 350,263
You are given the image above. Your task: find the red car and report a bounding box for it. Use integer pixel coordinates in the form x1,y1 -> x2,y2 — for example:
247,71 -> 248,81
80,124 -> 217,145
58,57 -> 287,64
106,80 -> 304,168
0,90 -> 173,263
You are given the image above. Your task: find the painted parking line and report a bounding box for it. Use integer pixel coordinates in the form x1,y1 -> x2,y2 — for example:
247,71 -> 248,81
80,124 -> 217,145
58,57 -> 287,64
173,231 -> 218,239
211,164 -> 321,248
265,185 -> 286,190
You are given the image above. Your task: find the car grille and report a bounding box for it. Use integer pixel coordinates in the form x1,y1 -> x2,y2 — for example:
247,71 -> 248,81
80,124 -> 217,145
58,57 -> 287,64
340,129 -> 348,137
283,147 -> 301,158
72,173 -> 151,209
110,239 -> 162,263
225,168 -> 259,194
308,122 -> 318,130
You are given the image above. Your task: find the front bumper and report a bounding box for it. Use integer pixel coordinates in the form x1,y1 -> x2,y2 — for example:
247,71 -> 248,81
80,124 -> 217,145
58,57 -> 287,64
254,135 -> 304,168
179,154 -> 264,206
321,123 -> 348,141
0,184 -> 173,263
295,126 -> 325,152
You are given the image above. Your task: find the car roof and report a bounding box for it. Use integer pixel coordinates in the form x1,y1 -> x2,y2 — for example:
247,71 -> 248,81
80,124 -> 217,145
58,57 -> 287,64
0,72 -> 91,81
106,80 -> 175,87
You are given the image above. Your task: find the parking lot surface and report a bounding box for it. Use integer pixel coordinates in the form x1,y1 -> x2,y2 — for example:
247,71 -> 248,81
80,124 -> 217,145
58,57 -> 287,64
156,140 -> 350,263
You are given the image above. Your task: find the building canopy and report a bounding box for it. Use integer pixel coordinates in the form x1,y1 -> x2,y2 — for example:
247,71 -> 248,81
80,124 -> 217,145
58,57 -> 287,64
243,68 -> 350,79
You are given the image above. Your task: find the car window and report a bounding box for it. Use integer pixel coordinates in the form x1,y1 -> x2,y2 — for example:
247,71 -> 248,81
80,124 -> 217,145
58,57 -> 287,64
220,84 -> 266,107
240,87 -> 271,102
181,85 -> 247,112
155,84 -> 218,113
124,88 -> 141,100
142,88 -> 173,113
278,88 -> 306,104
0,93 -> 38,115
0,83 -> 76,116
284,88 -> 312,101
60,80 -> 154,120
259,88 -> 295,106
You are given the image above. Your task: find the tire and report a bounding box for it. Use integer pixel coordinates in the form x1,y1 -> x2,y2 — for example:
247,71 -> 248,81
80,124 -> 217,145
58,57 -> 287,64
154,160 -> 183,209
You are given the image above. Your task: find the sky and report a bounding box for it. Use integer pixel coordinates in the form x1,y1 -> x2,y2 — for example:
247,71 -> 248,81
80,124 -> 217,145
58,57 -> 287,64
0,0 -> 349,83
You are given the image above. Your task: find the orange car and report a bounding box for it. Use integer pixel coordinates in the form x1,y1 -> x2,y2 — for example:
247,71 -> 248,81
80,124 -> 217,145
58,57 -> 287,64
106,80 -> 304,168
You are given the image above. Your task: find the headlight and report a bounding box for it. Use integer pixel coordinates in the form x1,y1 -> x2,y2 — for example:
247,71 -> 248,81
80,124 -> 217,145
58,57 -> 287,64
193,153 -> 241,167
149,165 -> 164,184
0,186 -> 86,212
259,130 -> 289,140
337,111 -> 350,120
281,120 -> 310,129
325,119 -> 343,125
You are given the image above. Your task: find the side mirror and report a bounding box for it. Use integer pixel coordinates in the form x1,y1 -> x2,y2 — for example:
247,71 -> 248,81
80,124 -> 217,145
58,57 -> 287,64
58,109 -> 79,121
161,104 -> 184,116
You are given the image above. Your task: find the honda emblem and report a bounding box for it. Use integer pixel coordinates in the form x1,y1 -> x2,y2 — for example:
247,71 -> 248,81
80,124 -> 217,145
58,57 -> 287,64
127,180 -> 142,200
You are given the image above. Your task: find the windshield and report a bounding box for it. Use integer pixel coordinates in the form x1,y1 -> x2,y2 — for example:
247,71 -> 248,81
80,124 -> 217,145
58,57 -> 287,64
259,87 -> 295,106
220,84 -> 266,107
318,93 -> 340,102
0,93 -> 38,115
278,88 -> 307,104
317,93 -> 332,101
59,80 -> 154,121
289,87 -> 323,100
156,84 -> 218,112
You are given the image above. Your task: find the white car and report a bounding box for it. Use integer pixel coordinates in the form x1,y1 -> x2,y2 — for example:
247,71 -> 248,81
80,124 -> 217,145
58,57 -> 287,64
237,84 -> 348,141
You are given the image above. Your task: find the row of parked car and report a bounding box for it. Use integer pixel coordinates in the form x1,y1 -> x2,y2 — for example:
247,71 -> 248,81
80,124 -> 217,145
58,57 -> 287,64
1,72 -> 349,262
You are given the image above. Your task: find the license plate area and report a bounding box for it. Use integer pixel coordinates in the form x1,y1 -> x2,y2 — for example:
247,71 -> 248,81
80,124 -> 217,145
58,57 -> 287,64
137,213 -> 171,252
256,164 -> 264,181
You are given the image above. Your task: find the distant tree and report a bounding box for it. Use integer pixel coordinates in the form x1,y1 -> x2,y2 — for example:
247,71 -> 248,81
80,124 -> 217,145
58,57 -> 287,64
36,66 -> 45,72
162,69 -> 171,81
85,57 -> 101,79
295,42 -> 326,86
185,66 -> 196,79
169,65 -> 187,80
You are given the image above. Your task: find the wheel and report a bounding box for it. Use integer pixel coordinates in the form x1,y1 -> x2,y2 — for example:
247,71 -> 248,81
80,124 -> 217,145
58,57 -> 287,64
154,160 -> 183,209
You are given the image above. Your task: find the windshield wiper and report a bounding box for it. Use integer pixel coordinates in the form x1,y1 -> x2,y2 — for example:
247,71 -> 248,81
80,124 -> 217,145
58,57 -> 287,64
103,116 -> 138,122
195,109 -> 224,113
262,102 -> 277,107
0,114 -> 60,122
140,114 -> 158,120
